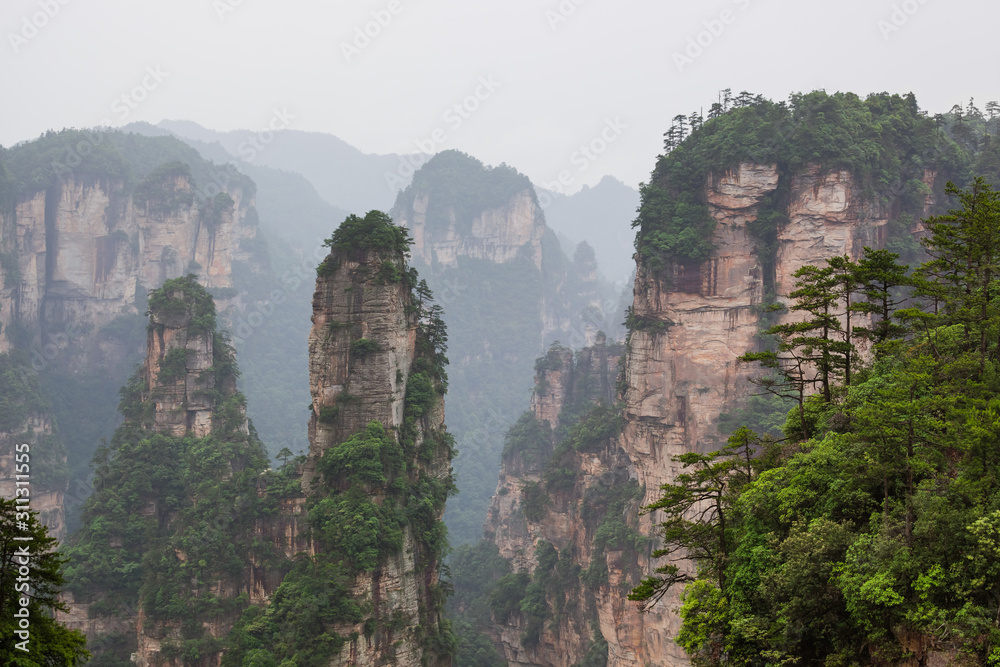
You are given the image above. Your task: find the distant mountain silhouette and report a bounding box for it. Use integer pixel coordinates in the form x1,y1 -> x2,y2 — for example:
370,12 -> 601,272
538,175 -> 639,285
158,120 -> 421,214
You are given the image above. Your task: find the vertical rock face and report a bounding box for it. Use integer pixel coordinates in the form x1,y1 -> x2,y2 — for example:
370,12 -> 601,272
612,163 -> 898,666
305,237 -> 453,667
482,162 -> 916,667
0,164 -> 260,540
144,283 -> 238,438
484,335 -> 628,666
61,276 -> 270,667
774,166 -> 887,306
305,249 -> 417,488
390,150 -> 622,546
0,174 -> 255,359
403,189 -> 546,270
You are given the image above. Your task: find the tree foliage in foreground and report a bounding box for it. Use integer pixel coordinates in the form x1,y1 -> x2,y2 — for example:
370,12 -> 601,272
0,499 -> 89,665
634,180 -> 1000,665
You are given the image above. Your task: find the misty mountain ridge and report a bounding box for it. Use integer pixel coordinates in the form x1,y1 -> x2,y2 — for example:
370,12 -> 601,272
539,174 -> 640,285
143,120 -> 640,289
157,119 -> 420,214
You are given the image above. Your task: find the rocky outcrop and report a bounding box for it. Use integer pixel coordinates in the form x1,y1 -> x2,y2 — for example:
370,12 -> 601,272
59,276 -> 273,667
402,189 -> 545,270
304,250 -> 418,488
0,173 -> 256,361
483,161 -> 923,666
144,283 -> 239,438
485,336 -> 628,666
612,162 -> 904,666
774,165 -> 887,307
305,238 -> 453,667
0,155 -> 261,542
390,150 -> 622,548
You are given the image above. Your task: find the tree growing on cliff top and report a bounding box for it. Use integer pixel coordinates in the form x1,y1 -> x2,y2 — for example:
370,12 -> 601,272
323,209 -> 413,255
641,178 -> 1000,666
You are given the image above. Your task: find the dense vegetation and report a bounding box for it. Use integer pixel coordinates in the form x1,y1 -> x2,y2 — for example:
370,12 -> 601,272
448,342 -> 632,666
0,498 -> 89,664
224,213 -> 457,667
395,150 -> 536,235
0,352 -> 69,490
632,179 -> 1000,665
322,208 -> 413,255
634,91 -> 994,272
0,129 -> 313,531
63,279 -> 278,665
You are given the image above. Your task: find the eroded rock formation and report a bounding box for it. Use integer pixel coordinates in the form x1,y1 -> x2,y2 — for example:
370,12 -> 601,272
305,235 -> 454,667
0,172 -> 255,359
485,335 -> 630,666
485,162 -> 931,666
0,161 -> 260,539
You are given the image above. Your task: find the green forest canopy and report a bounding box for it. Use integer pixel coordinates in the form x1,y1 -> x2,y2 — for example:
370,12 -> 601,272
632,178 -> 1000,666
634,91 -> 1000,268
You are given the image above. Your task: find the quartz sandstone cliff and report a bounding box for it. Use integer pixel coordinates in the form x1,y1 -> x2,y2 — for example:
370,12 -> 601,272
485,335 -> 630,666
618,162 -> 923,666
61,278 -> 267,667
305,241 -> 453,667
486,162 -> 932,666
401,189 -> 545,271
0,173 -> 255,357
0,171 -> 259,538
391,152 -> 623,555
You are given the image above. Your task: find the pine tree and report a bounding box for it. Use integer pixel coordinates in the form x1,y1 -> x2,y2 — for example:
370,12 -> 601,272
914,178 -> 1000,375
853,247 -> 910,350
0,499 -> 89,664
628,428 -> 764,610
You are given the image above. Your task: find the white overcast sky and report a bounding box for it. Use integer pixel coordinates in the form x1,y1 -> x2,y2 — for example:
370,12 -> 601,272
1,0 -> 995,192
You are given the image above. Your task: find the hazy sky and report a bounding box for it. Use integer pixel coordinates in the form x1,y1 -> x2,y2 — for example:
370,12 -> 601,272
2,0 -> 996,193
